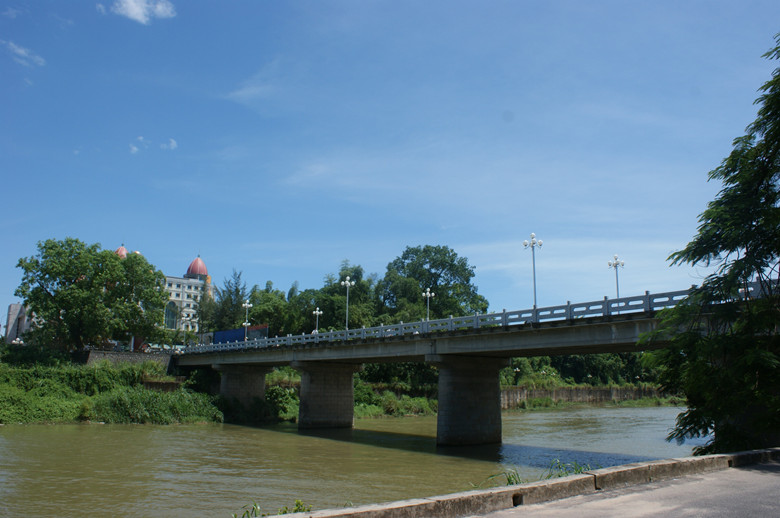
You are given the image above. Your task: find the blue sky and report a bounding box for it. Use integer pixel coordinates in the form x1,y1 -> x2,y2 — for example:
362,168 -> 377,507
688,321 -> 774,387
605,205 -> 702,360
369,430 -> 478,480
2,1 -> 779,328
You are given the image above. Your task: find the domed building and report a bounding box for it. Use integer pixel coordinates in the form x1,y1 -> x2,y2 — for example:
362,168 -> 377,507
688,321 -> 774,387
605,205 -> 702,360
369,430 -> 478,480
163,255 -> 213,332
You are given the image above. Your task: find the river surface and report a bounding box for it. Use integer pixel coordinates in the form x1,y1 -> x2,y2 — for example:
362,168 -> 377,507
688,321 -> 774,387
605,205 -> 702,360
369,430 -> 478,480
0,406 -> 704,517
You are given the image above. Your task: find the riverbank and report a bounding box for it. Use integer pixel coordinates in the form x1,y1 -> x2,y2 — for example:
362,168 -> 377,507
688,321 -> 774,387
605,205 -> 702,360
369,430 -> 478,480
277,448 -> 780,518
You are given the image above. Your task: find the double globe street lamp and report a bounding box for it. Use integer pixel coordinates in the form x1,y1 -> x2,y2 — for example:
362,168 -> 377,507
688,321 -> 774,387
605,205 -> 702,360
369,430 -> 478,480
242,299 -> 253,341
341,276 -> 356,330
523,233 -> 543,308
608,255 -> 625,299
422,287 -> 435,321
312,307 -> 323,333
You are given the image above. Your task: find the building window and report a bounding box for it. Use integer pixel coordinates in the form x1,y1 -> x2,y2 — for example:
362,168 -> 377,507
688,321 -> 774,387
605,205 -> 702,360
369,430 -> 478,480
164,302 -> 177,329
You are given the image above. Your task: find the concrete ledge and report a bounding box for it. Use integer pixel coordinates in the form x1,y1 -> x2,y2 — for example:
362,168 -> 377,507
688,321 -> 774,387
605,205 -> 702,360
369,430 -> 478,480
282,449 -> 779,518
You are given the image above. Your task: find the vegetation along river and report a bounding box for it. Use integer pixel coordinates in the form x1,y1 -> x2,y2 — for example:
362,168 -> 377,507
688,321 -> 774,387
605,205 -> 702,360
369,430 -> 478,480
0,406 -> 704,517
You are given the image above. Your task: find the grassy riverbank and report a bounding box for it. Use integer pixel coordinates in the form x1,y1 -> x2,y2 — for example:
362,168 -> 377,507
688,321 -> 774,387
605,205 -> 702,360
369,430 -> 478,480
0,360 -> 223,425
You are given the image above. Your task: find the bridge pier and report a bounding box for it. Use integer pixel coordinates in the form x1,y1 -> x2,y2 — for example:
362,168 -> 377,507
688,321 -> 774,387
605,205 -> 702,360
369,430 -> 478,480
214,364 -> 271,409
429,355 -> 509,446
292,361 -> 362,429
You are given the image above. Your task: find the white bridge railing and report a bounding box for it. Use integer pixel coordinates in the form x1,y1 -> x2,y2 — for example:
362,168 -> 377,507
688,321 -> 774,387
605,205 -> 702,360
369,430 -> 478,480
182,283 -> 760,355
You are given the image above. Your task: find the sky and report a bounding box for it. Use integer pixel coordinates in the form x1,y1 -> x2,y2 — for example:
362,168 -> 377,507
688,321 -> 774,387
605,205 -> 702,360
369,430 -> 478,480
2,0 -> 779,329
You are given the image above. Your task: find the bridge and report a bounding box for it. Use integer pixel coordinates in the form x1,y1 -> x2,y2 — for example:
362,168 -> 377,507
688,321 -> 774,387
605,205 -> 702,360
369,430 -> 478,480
174,285 -> 718,446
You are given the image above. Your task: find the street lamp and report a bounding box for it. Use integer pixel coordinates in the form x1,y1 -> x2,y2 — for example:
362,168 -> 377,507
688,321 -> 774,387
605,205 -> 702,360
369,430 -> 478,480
340,276 -> 355,330
608,255 -> 625,299
242,299 -> 253,341
523,233 -> 543,307
312,307 -> 323,332
422,287 -> 435,320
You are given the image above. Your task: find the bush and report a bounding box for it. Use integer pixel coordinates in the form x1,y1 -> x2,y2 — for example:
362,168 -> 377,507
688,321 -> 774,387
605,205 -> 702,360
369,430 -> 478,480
91,387 -> 223,424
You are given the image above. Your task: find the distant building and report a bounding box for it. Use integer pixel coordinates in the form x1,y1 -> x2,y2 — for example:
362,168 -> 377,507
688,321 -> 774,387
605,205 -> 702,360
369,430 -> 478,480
114,245 -> 213,333
162,255 -> 214,333
4,303 -> 31,343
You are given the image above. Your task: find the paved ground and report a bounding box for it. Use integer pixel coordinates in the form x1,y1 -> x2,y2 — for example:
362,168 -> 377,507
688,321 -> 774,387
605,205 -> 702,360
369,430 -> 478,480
473,461 -> 780,518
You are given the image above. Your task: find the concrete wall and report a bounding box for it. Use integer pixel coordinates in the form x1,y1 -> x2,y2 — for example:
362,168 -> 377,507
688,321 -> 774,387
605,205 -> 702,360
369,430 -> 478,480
501,386 -> 661,409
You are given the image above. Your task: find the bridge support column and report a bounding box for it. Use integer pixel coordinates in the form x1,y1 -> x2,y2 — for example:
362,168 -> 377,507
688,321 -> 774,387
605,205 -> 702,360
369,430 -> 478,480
213,364 -> 271,409
292,361 -> 362,429
428,355 -> 509,446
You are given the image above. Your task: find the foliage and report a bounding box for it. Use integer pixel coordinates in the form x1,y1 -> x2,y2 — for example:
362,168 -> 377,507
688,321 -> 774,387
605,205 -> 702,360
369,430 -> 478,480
644,35 -> 780,454
0,361 -> 222,425
90,386 -> 222,424
376,245 -> 489,322
231,500 -> 311,518
213,270 -> 250,331
542,459 -> 592,479
15,238 -> 167,350
0,343 -> 70,366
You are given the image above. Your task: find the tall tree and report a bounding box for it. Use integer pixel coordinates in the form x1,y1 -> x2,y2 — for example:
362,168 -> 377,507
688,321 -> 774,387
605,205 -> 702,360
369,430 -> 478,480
15,238 -> 166,350
645,35 -> 780,454
106,250 -> 167,344
213,270 -> 249,331
377,245 -> 489,322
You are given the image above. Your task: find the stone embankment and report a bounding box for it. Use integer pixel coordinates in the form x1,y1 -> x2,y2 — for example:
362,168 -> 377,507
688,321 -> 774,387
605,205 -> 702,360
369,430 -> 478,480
500,386 -> 660,409
281,448 -> 780,518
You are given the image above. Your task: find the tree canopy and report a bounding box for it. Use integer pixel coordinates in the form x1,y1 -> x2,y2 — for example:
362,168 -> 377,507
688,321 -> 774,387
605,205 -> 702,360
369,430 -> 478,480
15,238 -> 167,350
645,35 -> 780,454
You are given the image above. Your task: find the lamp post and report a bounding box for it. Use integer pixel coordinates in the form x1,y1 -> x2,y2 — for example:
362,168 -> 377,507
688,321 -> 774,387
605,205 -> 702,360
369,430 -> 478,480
523,233 -> 543,307
242,299 -> 253,341
340,276 -> 355,330
422,287 -> 435,320
607,255 -> 625,299
312,307 -> 323,332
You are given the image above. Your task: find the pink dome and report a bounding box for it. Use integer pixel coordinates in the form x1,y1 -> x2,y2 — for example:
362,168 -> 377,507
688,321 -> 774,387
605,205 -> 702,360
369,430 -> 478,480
186,256 -> 208,277
115,245 -> 128,259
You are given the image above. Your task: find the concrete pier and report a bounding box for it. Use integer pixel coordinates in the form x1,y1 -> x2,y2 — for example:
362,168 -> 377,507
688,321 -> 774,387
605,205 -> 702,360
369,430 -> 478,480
429,355 -> 509,446
293,361 -> 362,429
214,364 -> 271,409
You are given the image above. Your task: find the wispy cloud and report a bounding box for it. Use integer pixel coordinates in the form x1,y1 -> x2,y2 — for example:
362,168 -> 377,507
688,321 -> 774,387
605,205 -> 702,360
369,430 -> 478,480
2,7 -> 22,18
128,136 -> 177,153
1,40 -> 45,67
225,60 -> 281,105
105,0 -> 176,25
160,138 -> 178,150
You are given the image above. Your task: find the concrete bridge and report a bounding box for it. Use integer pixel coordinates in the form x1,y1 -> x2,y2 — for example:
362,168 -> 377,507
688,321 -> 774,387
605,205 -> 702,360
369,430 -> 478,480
176,286 -> 705,446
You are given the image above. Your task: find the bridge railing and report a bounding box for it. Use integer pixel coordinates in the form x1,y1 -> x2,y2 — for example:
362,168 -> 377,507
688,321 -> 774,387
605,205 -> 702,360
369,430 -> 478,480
183,282 -> 763,355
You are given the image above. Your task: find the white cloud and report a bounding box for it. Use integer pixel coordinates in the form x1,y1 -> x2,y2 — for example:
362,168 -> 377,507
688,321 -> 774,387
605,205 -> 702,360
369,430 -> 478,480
2,7 -> 22,18
1,40 -> 45,67
129,144 -> 139,154
96,4 -> 107,15
160,138 -> 178,150
110,0 -> 175,25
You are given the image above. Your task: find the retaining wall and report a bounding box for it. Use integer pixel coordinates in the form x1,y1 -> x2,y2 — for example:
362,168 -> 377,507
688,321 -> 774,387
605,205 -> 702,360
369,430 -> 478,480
500,386 -> 660,409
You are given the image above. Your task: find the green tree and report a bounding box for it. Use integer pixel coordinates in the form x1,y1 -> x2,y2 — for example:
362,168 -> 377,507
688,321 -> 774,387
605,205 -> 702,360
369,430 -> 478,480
213,270 -> 249,331
377,245 -> 488,322
106,251 -> 167,345
249,281 -> 289,337
645,35 -> 780,454
15,238 -> 166,351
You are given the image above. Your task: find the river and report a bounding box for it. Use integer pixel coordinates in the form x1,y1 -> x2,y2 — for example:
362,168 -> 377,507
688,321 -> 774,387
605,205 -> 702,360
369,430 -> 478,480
0,406 -> 703,517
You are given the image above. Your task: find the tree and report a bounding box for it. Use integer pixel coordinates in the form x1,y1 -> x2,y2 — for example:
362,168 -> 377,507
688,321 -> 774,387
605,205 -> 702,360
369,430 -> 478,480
213,270 -> 249,331
15,238 -> 166,350
106,251 -> 167,345
377,245 -> 489,322
249,281 -> 289,337
645,35 -> 780,454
